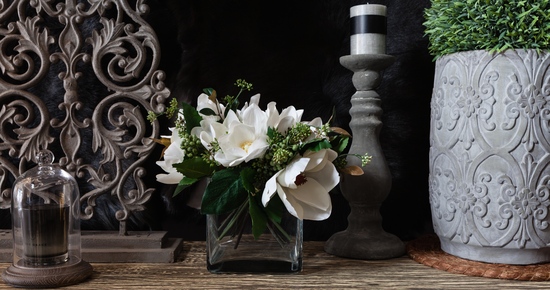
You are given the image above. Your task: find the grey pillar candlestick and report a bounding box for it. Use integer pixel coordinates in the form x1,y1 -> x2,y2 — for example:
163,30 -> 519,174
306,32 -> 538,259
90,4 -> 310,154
324,54 -> 405,259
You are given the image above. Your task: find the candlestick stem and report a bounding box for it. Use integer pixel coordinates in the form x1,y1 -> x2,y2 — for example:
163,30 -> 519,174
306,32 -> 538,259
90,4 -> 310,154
324,54 -> 405,259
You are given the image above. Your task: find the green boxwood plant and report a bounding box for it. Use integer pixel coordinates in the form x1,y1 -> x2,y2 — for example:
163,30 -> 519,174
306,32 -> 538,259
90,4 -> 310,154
424,0 -> 550,59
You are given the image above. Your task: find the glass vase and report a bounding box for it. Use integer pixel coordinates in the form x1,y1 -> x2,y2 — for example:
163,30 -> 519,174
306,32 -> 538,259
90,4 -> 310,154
206,209 -> 303,273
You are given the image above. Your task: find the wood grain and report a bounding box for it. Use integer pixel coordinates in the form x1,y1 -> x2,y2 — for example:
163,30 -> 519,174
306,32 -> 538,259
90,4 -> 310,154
0,241 -> 547,289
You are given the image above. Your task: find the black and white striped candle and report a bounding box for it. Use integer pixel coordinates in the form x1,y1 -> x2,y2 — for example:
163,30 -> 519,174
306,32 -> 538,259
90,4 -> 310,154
350,4 -> 387,55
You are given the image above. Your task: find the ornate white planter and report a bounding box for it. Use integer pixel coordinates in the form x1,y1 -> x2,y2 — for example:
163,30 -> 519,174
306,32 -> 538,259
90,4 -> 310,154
429,49 -> 550,264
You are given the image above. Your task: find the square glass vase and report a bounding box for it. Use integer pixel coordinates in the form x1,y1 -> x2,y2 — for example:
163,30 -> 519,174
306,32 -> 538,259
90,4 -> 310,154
206,211 -> 303,273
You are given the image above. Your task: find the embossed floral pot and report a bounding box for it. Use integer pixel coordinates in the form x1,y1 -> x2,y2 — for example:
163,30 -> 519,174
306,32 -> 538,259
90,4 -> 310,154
429,49 -> 550,264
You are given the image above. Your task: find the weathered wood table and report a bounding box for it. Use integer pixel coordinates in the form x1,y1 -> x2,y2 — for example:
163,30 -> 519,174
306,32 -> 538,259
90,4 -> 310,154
0,241 -> 548,289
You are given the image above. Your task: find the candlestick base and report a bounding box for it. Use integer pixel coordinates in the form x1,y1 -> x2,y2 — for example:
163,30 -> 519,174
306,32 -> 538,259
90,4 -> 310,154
325,229 -> 405,260
2,258 -> 93,288
324,204 -> 405,259
324,54 -> 405,260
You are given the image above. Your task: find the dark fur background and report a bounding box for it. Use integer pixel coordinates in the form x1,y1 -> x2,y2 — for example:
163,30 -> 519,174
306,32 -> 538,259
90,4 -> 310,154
1,0 -> 435,242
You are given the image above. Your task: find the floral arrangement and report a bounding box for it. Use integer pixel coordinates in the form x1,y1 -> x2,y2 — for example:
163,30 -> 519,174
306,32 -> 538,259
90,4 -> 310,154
148,80 -> 369,241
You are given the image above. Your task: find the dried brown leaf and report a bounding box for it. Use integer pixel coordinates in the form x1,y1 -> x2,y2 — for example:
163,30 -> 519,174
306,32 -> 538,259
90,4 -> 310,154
208,89 -> 217,103
153,137 -> 171,147
340,165 -> 364,176
331,127 -> 352,137
152,137 -> 171,158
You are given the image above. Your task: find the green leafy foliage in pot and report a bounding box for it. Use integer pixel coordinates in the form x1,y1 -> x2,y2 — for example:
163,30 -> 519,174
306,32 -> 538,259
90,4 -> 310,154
424,0 -> 550,59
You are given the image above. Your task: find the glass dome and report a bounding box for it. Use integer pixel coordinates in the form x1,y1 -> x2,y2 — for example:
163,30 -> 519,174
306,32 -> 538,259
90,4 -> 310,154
2,150 -> 92,287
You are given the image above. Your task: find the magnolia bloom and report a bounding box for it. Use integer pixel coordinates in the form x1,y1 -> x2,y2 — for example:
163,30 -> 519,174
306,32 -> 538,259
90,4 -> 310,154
214,106 -> 269,167
307,117 -> 323,128
266,102 -> 304,134
262,149 -> 339,220
305,117 -> 325,140
196,93 -> 224,121
156,127 -> 185,184
191,118 -> 227,151
239,95 -> 268,136
238,93 -> 261,114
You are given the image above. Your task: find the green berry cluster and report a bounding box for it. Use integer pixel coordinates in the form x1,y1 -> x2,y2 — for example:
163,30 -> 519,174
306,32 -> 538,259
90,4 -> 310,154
271,147 -> 294,170
263,124 -> 311,172
146,98 -> 180,123
360,153 -> 372,167
320,123 -> 331,136
249,125 -> 311,190
178,129 -> 205,159
166,98 -> 179,119
333,156 -> 348,170
287,122 -> 311,145
146,111 -> 157,123
203,141 -> 220,167
251,155 -> 280,191
333,153 -> 372,171
235,79 -> 253,91
178,128 -> 218,167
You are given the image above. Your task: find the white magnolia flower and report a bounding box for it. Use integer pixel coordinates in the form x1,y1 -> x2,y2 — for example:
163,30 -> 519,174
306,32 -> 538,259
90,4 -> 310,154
240,98 -> 268,136
266,102 -> 304,134
212,104 -> 269,167
307,117 -> 323,128
191,118 -> 227,151
262,149 -> 339,220
239,93 -> 261,113
156,127 -> 185,184
196,93 -> 224,121
295,117 -> 326,142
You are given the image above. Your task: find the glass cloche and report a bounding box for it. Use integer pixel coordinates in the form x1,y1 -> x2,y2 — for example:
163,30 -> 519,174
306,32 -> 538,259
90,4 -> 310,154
2,150 -> 92,287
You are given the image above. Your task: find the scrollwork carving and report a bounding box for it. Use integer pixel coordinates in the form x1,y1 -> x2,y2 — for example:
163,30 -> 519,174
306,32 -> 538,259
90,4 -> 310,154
0,0 -> 169,234
0,16 -> 53,89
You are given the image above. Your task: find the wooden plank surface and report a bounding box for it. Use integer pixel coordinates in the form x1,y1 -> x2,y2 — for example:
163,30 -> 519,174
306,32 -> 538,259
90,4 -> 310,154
0,241 -> 548,289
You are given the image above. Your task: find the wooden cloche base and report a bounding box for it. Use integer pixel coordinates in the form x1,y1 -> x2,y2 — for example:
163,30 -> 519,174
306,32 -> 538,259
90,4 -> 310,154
2,258 -> 93,288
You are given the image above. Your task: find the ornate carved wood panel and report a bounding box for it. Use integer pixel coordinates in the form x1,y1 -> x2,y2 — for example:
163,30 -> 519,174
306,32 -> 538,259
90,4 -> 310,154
0,0 -> 169,234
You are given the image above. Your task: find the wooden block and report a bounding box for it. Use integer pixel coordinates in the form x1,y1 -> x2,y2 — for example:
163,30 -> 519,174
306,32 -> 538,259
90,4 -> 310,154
0,231 -> 10,248
81,231 -> 172,249
0,231 -> 11,262
0,231 -> 184,263
82,237 -> 184,263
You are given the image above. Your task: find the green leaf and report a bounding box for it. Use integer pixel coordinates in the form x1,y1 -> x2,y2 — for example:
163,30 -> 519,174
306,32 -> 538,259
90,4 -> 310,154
200,168 -> 248,214
173,177 -> 198,197
267,127 -> 277,140
248,195 -> 267,239
331,136 -> 349,154
203,88 -> 215,95
181,101 -> 202,134
264,193 -> 285,224
173,157 -> 214,179
217,199 -> 248,240
199,108 -> 217,116
299,139 -> 332,155
263,194 -> 291,244
223,97 -> 240,118
240,167 -> 256,194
